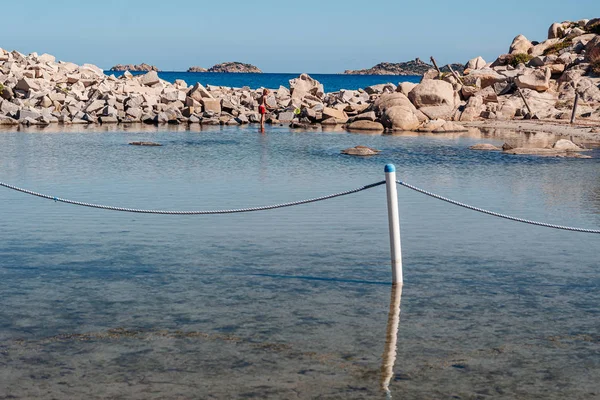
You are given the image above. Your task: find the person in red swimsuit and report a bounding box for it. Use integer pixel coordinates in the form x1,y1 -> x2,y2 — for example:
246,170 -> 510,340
259,88 -> 270,131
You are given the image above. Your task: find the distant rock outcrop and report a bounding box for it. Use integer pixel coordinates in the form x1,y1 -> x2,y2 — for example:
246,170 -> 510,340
207,62 -> 262,73
109,63 -> 159,72
344,58 -> 465,76
187,66 -> 208,72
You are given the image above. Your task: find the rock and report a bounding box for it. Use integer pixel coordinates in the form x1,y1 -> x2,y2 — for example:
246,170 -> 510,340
466,56 -> 487,70
408,79 -> 455,108
548,22 -> 569,39
341,145 -> 381,156
277,111 -> 295,122
373,92 -> 416,114
346,120 -> 385,131
515,68 -> 551,91
529,38 -> 561,57
419,105 -> 455,120
381,106 -> 420,131
322,107 -> 348,121
201,98 -> 221,113
417,119 -> 447,132
397,82 -> 417,96
432,121 -> 468,133
463,68 -> 507,88
353,111 -> 377,121
553,139 -> 585,151
129,141 -> 162,146
510,35 -> 533,54
504,147 -> 589,157
469,143 -> 501,151
289,73 -> 324,100
15,77 -> 40,92
140,71 -> 160,86
364,83 -> 397,95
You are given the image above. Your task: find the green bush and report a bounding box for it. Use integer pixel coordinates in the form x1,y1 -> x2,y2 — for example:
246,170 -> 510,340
0,83 -> 4,95
543,39 -> 573,56
508,53 -> 534,67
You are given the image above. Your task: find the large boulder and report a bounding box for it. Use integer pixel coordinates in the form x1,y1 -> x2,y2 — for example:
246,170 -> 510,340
463,68 -> 507,88
289,74 -> 324,100
548,22 -> 569,39
373,92 -> 416,113
346,120 -> 385,131
515,68 -> 552,92
585,35 -> 600,61
466,56 -> 487,70
408,80 -> 454,108
529,38 -> 561,57
509,35 -> 533,54
140,71 -> 160,86
381,106 -> 420,131
397,82 -> 417,96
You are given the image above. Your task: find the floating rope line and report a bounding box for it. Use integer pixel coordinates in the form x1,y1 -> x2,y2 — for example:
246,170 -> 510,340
0,180 -> 385,215
397,180 -> 600,234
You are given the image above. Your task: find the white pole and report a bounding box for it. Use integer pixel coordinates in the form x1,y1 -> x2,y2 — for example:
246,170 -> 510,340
385,164 -> 403,284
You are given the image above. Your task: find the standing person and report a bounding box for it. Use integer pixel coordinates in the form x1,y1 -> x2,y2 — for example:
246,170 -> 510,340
259,88 -> 270,131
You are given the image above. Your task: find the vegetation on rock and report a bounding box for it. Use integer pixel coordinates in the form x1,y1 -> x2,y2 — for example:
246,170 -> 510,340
508,53 -> 534,67
543,39 -> 573,55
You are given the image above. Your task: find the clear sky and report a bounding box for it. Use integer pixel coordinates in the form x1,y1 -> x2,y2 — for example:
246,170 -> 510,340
1,0 -> 598,73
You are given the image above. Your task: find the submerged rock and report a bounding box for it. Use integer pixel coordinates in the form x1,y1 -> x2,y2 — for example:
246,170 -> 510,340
129,141 -> 162,146
346,120 -> 384,131
341,145 -> 381,156
469,143 -> 502,151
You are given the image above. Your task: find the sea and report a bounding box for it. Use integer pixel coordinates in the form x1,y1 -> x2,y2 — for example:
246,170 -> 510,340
0,113 -> 599,397
108,71 -> 422,92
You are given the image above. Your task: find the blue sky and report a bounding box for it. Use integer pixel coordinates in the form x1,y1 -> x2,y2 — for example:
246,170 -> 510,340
1,0 -> 598,73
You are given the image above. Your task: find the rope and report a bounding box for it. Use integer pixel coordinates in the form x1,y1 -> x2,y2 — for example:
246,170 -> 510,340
0,180 -> 385,215
397,180 -> 600,234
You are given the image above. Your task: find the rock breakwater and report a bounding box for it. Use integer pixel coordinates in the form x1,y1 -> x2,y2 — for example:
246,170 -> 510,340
0,18 -> 598,131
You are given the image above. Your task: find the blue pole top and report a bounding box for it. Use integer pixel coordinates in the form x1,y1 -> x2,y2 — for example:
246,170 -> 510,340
385,164 -> 396,173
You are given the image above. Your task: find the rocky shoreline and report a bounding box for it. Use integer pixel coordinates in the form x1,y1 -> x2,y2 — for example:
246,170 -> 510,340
0,17 -> 598,138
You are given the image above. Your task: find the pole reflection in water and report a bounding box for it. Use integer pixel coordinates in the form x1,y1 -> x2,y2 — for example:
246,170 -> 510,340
380,283 -> 403,399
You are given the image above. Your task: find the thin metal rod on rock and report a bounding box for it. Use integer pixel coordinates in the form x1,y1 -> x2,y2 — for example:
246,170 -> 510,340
517,87 -> 533,116
447,64 -> 464,85
570,93 -> 580,124
430,57 -> 442,78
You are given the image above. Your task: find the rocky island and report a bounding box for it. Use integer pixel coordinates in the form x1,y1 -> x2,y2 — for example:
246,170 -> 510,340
187,66 -> 208,72
109,63 -> 160,72
207,62 -> 262,73
344,58 -> 465,76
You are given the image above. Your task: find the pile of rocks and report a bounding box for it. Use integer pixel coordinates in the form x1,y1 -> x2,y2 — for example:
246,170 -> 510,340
0,17 -> 598,130
455,18 -> 600,122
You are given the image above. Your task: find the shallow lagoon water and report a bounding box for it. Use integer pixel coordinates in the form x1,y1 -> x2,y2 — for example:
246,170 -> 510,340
0,124 -> 599,399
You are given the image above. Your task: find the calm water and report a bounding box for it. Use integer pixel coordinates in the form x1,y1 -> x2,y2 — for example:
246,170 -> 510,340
0,125 -> 599,399
108,71 -> 421,92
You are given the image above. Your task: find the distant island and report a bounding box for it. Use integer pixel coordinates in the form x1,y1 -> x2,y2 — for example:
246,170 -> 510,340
206,62 -> 262,73
109,63 -> 160,72
187,66 -> 208,72
344,58 -> 465,76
